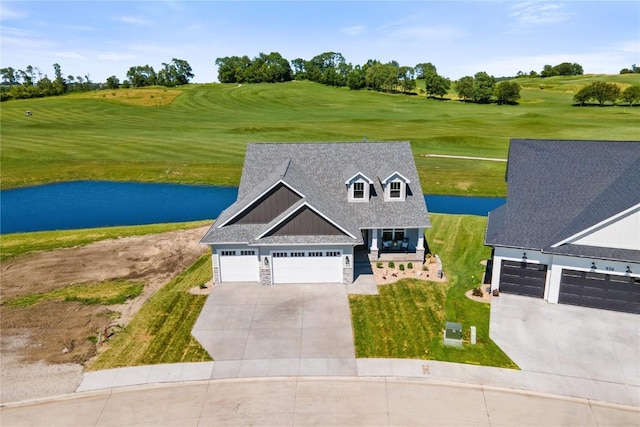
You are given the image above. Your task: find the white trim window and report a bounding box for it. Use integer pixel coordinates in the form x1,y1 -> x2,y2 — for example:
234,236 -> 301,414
353,182 -> 365,199
389,181 -> 401,199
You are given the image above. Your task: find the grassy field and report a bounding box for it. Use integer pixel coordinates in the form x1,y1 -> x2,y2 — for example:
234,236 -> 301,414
1,74 -> 638,196
350,213 -> 517,368
88,255 -> 213,370
0,219 -> 210,262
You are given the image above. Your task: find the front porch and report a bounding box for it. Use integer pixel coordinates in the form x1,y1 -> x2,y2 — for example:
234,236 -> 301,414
360,227 -> 426,262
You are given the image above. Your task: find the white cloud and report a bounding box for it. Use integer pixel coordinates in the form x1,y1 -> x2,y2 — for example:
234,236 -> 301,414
342,25 -> 366,36
97,53 -> 138,61
54,51 -> 85,60
63,24 -> 97,32
510,1 -> 572,28
0,4 -> 28,21
115,16 -> 151,26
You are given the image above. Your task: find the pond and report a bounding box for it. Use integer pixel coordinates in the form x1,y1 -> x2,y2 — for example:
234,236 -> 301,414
0,181 -> 505,234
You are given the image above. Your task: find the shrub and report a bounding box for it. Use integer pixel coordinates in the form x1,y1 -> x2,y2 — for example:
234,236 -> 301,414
472,287 -> 483,297
376,262 -> 383,268
407,262 -> 413,269
388,261 -> 395,269
399,264 -> 405,271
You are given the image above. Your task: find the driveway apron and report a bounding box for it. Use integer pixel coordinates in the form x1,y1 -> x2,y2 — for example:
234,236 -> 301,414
490,294 -> 640,387
192,282 -> 356,371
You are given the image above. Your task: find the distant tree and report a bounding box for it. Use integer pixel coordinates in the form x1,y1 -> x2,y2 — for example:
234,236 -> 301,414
424,70 -> 450,98
573,86 -> 592,106
454,76 -> 474,101
52,63 -> 66,95
126,65 -> 156,87
620,84 -> 640,106
106,75 -> 120,89
472,71 -> 495,103
170,58 -> 194,85
573,81 -> 620,106
346,65 -> 366,90
540,64 -> 554,78
494,81 -> 521,104
121,79 -> 131,89
589,81 -> 620,106
215,55 -> 251,83
291,58 -> 307,79
0,67 -> 18,85
414,62 -> 437,79
398,66 -> 416,93
541,62 -> 584,77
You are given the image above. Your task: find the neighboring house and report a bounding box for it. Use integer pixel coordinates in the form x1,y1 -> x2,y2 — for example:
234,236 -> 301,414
201,141 -> 431,285
485,139 -> 640,314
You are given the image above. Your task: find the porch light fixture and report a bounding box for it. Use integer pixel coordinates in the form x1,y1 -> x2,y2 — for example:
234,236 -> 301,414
627,266 -> 632,274
522,252 -> 527,261
591,262 -> 597,270
345,256 -> 350,267
264,257 -> 269,267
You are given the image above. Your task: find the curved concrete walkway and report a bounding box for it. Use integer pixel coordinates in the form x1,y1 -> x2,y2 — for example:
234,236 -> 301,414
2,377 -> 638,426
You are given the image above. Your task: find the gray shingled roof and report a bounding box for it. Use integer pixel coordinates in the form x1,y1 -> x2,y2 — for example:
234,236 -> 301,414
485,139 -> 640,262
201,141 -> 430,246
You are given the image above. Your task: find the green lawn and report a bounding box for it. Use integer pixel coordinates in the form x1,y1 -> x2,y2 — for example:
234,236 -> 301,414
2,74 -> 638,195
350,213 -> 517,368
88,255 -> 213,370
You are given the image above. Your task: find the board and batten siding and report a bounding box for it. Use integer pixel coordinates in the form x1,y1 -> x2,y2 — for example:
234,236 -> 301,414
267,206 -> 345,236
229,183 -> 301,225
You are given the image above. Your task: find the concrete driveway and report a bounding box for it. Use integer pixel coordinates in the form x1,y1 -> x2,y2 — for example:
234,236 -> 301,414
192,282 -> 356,372
490,294 -> 640,390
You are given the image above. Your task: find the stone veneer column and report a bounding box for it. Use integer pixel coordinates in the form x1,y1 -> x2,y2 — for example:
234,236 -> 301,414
369,228 -> 379,260
260,264 -> 272,285
416,228 -> 425,262
343,267 -> 353,284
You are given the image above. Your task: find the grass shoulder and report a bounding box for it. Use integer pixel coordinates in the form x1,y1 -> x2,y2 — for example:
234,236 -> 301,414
88,255 -> 213,370
1,219 -> 211,262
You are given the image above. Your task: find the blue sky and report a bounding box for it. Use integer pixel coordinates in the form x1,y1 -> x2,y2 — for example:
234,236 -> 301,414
1,1 -> 638,83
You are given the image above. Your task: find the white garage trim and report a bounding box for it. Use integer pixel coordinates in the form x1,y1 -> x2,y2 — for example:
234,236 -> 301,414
218,249 -> 259,282
271,250 -> 343,284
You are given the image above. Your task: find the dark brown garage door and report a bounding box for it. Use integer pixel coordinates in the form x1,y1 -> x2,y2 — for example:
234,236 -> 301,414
559,269 -> 640,314
499,260 -> 547,298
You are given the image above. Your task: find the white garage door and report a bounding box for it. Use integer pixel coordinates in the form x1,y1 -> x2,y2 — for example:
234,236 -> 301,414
218,249 -> 259,282
272,250 -> 343,284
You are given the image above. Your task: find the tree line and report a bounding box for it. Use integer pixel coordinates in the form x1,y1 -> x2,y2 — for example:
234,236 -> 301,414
573,81 -> 640,106
0,58 -> 194,101
216,51 -> 524,104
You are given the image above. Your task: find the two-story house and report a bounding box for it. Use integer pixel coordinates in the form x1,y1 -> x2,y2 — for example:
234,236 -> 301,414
200,141 -> 431,285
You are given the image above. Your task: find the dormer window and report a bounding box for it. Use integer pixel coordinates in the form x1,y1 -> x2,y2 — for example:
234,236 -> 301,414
345,172 -> 373,202
381,171 -> 410,202
353,182 -> 365,199
389,181 -> 401,199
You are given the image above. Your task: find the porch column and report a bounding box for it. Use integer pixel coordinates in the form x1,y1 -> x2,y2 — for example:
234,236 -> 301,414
369,228 -> 379,259
416,229 -> 425,261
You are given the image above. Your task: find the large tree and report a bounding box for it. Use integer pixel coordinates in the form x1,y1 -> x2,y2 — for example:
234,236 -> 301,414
573,81 -> 621,106
414,62 -> 437,79
424,70 -> 450,98
126,65 -> 157,87
621,84 -> 640,106
472,71 -> 495,103
494,81 -> 521,104
454,76 -> 474,101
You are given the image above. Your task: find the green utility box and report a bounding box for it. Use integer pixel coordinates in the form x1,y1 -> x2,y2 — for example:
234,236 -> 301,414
444,322 -> 462,347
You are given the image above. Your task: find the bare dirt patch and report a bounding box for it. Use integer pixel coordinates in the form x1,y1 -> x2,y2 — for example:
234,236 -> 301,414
0,226 -> 209,403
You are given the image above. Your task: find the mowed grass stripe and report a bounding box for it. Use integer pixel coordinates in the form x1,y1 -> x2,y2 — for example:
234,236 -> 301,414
2,75 -> 638,193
